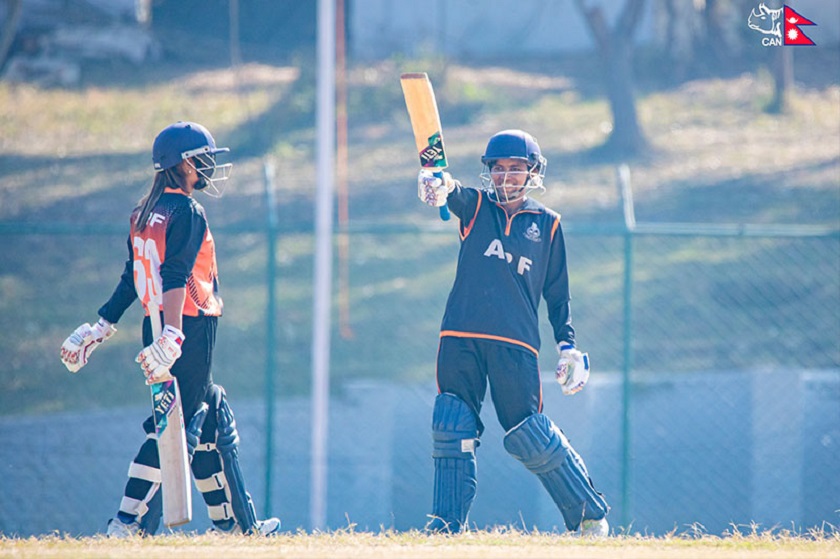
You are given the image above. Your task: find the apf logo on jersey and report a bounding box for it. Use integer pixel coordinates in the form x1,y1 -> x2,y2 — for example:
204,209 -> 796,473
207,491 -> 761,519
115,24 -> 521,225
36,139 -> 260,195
748,3 -> 817,46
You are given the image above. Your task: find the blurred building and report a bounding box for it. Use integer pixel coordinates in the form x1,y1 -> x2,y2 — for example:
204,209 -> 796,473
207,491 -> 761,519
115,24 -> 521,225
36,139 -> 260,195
348,0 -> 840,60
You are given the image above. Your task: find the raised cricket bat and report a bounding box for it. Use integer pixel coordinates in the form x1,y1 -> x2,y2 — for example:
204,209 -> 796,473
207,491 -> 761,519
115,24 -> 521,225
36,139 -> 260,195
148,298 -> 192,528
400,72 -> 451,221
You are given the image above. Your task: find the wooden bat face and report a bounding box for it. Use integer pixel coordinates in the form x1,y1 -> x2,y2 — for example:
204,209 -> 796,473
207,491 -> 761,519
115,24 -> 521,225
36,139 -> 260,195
148,290 -> 191,527
152,377 -> 192,527
400,73 -> 448,169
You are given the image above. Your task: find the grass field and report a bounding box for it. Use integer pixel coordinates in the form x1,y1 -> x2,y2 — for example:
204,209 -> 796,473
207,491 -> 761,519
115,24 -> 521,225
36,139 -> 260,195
1,29 -> 838,546
2,528 -> 839,559
2,48 -> 838,416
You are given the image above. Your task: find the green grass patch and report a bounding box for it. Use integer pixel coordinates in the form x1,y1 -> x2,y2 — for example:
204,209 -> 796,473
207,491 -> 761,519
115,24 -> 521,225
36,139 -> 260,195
1,53 -> 838,415
1,527 -> 838,559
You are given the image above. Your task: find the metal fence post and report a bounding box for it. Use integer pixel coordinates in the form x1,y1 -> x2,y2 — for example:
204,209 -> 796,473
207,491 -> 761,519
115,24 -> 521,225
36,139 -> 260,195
264,160 -> 278,518
618,164 -> 635,530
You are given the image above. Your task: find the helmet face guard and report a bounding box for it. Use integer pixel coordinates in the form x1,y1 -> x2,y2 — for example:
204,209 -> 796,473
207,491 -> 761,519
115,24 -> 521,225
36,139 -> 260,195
182,145 -> 232,198
153,122 -> 232,197
479,129 -> 547,204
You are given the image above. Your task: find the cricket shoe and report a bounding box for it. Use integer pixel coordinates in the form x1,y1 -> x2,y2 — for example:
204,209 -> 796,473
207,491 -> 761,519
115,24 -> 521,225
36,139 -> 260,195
254,517 -> 281,536
208,517 -> 281,536
425,516 -> 464,534
106,517 -> 142,538
578,517 -> 609,538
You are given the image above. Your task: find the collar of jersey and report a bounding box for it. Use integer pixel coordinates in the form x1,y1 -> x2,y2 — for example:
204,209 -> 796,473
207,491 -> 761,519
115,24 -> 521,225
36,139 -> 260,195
164,187 -> 189,196
491,194 -> 543,214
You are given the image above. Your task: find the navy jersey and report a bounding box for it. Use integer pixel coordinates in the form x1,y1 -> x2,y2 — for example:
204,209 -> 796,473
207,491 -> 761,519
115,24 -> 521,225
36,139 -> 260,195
440,185 -> 574,356
98,189 -> 223,323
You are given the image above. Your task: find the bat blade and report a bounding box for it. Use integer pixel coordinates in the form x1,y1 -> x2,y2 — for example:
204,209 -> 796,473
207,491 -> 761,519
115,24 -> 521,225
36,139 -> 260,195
400,72 -> 448,169
400,72 -> 451,220
147,297 -> 192,528
151,376 -> 191,527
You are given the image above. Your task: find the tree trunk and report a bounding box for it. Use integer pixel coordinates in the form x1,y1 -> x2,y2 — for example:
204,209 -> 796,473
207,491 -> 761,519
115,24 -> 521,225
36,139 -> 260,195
604,44 -> 648,154
576,0 -> 648,156
0,0 -> 23,71
768,46 -> 793,114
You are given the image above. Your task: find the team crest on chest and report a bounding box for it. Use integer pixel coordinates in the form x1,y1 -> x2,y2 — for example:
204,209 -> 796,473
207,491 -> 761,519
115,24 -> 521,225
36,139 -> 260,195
524,222 -> 541,242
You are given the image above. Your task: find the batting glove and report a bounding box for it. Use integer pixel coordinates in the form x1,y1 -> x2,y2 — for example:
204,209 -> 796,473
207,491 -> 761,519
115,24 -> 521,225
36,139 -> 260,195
555,343 -> 590,396
60,318 -> 117,373
417,169 -> 456,207
136,325 -> 184,384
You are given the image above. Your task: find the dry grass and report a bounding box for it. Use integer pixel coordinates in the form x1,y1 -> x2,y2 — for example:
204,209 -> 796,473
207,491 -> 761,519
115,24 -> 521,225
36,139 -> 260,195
1,53 -> 838,408
1,527 -> 839,559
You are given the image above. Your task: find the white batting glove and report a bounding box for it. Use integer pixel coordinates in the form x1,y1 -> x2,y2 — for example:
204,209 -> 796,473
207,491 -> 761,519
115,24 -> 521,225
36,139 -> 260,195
60,318 -> 117,373
136,325 -> 184,384
555,343 -> 590,396
418,169 -> 456,207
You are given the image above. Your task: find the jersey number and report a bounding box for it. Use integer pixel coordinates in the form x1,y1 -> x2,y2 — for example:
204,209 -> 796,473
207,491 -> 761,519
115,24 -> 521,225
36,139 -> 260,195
133,236 -> 163,310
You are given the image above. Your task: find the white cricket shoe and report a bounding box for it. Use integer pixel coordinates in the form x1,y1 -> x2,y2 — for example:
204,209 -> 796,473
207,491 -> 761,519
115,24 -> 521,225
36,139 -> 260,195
255,517 -> 281,536
208,517 -> 281,536
106,517 -> 141,538
207,520 -> 238,535
579,517 -> 609,538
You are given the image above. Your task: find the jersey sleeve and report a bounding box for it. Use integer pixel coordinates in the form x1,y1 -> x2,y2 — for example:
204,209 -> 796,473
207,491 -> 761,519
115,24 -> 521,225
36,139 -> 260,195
446,184 -> 480,225
160,204 -> 207,293
97,235 -> 138,323
543,217 -> 575,346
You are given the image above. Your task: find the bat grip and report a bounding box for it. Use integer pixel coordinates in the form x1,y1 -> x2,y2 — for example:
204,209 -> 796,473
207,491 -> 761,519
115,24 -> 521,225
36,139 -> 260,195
433,171 -> 451,221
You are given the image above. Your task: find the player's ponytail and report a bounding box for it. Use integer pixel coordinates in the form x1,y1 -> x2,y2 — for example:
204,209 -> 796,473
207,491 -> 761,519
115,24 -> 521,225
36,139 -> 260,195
135,169 -> 178,232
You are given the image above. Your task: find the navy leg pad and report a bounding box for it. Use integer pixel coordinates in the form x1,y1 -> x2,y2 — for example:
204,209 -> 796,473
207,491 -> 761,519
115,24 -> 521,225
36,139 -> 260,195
504,413 -> 609,531
214,384 -> 258,534
430,393 -> 479,533
186,402 -> 209,460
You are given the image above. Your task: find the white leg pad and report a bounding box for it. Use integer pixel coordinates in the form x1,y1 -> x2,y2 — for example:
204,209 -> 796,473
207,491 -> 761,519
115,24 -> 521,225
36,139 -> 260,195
119,490 -> 157,519
127,462 -> 162,483
194,471 -> 228,494
207,502 -> 234,522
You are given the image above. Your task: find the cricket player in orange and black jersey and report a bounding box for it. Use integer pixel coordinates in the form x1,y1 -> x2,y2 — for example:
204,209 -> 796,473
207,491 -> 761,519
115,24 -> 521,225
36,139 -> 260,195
417,130 -> 610,536
60,121 -> 279,537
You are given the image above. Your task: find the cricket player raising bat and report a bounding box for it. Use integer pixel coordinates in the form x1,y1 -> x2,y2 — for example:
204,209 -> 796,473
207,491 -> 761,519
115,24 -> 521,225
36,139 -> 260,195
60,122 -> 280,537
419,130 -> 610,536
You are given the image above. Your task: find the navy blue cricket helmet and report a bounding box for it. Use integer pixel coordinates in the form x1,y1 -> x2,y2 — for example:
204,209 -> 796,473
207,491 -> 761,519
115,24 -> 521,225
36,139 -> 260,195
152,121 -> 232,197
479,129 -> 547,202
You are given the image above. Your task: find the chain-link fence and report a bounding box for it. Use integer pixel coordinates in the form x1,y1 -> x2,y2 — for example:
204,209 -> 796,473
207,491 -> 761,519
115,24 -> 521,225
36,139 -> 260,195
0,221 -> 838,536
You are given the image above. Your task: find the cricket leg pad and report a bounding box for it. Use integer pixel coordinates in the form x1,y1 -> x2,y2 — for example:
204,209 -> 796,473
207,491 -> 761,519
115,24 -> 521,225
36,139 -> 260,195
115,429 -> 163,535
214,384 -> 259,534
186,402 -> 210,461
191,441 -> 235,528
503,413 -> 609,532
429,393 -> 479,534
190,385 -> 235,529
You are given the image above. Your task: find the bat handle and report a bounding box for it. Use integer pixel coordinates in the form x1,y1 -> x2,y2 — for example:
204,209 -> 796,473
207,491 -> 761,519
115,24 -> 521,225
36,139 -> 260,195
433,171 -> 451,221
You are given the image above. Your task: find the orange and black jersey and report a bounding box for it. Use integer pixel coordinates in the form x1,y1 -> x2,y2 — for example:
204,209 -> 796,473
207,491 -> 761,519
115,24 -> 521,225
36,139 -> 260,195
98,189 -> 223,323
440,185 -> 574,356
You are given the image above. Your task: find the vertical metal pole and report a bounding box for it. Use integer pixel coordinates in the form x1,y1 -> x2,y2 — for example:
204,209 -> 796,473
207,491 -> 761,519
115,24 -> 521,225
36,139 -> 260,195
229,0 -> 241,68
312,0 -> 336,532
621,229 -> 634,529
335,0 -> 353,339
263,160 -> 277,518
617,164 -> 635,530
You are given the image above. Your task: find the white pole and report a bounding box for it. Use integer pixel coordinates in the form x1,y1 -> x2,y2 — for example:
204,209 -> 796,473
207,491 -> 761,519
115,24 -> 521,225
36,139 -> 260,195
311,0 -> 335,532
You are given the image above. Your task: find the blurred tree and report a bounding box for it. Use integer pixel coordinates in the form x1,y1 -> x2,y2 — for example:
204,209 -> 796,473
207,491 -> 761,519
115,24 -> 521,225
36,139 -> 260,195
653,0 -> 794,112
767,45 -> 793,113
0,0 -> 22,70
150,0 -> 315,64
654,0 -> 745,80
574,0 -> 648,156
